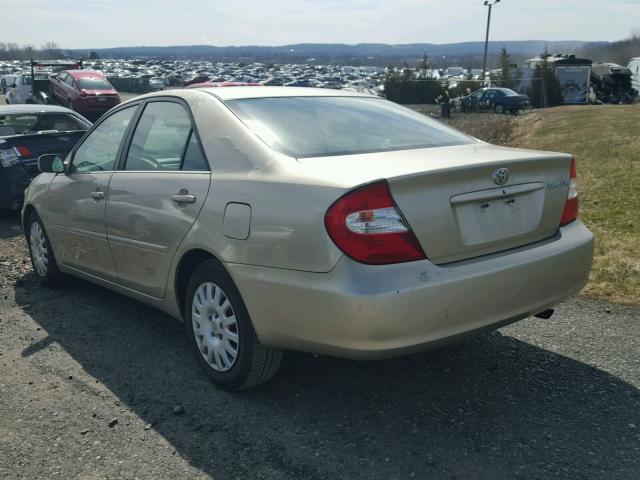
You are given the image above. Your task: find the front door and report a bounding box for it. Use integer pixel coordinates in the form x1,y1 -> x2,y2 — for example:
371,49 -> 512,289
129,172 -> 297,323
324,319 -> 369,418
106,100 -> 210,298
47,105 -> 138,280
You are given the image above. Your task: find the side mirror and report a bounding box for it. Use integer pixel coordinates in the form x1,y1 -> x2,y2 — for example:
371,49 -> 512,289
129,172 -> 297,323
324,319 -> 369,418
38,154 -> 65,174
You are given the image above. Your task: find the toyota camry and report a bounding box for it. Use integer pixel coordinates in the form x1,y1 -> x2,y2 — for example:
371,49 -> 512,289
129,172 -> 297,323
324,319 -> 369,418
22,87 -> 594,390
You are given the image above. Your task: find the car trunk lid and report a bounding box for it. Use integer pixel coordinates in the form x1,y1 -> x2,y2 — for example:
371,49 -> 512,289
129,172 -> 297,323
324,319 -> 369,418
298,143 -> 572,264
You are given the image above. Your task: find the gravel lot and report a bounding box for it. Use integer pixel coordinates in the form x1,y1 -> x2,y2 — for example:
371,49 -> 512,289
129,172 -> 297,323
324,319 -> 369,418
1,212 -> 639,480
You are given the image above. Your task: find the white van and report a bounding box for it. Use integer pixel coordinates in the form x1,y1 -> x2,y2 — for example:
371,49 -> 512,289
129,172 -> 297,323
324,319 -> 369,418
629,57 -> 640,92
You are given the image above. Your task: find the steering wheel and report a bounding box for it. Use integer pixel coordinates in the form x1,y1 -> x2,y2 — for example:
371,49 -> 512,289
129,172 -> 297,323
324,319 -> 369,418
136,156 -> 161,170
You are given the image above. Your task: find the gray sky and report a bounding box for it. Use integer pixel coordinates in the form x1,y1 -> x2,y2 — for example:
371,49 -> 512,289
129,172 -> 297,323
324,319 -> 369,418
11,0 -> 640,49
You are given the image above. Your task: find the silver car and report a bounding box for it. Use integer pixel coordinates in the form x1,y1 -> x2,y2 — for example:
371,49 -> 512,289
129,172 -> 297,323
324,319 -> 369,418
22,87 -> 594,390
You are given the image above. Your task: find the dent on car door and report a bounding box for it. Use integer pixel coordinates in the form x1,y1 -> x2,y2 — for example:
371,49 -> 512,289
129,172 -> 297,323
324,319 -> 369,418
106,100 -> 210,298
46,105 -> 138,280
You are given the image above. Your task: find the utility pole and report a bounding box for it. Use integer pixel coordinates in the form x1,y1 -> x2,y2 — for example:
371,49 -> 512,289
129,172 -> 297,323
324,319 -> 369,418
481,0 -> 501,87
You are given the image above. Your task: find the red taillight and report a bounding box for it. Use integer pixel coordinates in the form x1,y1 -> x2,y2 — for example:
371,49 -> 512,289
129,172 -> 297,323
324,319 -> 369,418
15,146 -> 32,157
560,158 -> 579,226
324,180 -> 426,265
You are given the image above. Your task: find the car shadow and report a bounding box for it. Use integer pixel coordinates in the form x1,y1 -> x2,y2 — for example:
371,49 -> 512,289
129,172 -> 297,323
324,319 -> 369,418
0,212 -> 23,239
14,273 -> 640,480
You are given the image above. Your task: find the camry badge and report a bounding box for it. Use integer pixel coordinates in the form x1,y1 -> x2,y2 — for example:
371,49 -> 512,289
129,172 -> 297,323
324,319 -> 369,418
492,167 -> 510,186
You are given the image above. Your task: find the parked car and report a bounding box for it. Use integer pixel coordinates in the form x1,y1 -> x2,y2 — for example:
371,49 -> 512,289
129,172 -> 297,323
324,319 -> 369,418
461,87 -> 530,113
0,104 -> 90,211
148,77 -> 167,91
22,87 -> 593,390
185,81 -> 262,89
50,70 -> 120,119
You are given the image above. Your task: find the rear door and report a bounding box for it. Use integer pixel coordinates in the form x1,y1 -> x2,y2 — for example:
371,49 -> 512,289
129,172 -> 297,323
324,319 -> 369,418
106,99 -> 210,298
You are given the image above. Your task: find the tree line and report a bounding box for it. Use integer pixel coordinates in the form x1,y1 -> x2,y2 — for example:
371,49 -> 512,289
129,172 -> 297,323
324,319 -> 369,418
0,42 -> 67,61
580,31 -> 640,66
0,41 -> 102,62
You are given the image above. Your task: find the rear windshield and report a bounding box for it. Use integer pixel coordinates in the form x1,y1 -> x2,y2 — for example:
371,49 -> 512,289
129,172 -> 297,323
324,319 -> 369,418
226,96 -> 475,158
0,113 -> 90,136
495,88 -> 520,96
77,78 -> 112,90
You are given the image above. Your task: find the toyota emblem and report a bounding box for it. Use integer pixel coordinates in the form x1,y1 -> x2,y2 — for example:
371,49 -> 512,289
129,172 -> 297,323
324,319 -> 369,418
492,167 -> 510,186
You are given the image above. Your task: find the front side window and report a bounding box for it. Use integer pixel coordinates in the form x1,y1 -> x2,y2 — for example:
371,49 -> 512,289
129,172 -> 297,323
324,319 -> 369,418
125,102 -> 194,171
226,96 -> 475,158
72,106 -> 136,173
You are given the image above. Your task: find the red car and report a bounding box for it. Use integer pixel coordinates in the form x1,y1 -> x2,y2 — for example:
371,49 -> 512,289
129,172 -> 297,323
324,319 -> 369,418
50,70 -> 120,119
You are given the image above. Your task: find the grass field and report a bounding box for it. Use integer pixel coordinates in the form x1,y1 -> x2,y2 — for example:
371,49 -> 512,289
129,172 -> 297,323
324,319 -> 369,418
505,104 -> 640,304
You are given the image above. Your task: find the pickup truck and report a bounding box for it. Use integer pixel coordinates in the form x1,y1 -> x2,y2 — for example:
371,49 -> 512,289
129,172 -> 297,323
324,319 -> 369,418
0,104 -> 91,211
4,72 -> 51,105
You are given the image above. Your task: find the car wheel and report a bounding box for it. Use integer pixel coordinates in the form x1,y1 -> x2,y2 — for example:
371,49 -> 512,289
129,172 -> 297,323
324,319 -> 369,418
493,103 -> 505,114
27,212 -> 65,287
185,260 -> 283,390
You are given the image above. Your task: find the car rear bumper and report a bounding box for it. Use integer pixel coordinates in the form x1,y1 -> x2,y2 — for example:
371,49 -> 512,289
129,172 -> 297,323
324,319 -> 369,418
226,221 -> 594,359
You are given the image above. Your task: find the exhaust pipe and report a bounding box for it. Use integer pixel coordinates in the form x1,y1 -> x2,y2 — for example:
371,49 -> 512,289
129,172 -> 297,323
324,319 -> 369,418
534,309 -> 554,319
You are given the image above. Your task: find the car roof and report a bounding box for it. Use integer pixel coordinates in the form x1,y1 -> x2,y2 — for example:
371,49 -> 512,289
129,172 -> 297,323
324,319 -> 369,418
0,104 -> 77,115
66,69 -> 106,79
197,86 -> 376,101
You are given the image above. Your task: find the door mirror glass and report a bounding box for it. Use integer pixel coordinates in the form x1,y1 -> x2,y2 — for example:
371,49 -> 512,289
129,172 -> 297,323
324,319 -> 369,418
38,154 -> 65,173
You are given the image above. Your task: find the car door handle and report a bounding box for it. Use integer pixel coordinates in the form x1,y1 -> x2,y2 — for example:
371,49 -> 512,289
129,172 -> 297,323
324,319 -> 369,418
90,191 -> 105,200
172,191 -> 196,204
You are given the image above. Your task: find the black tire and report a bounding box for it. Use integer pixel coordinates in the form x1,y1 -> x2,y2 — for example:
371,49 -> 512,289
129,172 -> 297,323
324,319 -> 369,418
493,103 -> 505,114
185,260 -> 283,390
26,212 -> 65,287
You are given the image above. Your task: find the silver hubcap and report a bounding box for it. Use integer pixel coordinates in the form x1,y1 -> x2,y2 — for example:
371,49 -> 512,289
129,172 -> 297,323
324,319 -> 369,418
192,282 -> 239,372
29,221 -> 48,277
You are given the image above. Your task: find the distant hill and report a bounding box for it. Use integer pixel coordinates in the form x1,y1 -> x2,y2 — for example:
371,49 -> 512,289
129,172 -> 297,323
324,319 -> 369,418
68,40 -> 603,66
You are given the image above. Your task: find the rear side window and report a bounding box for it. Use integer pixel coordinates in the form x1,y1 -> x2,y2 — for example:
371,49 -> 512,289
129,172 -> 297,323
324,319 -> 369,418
182,131 -> 209,171
72,106 -> 136,173
0,113 -> 90,134
226,96 -> 475,158
125,101 -> 207,171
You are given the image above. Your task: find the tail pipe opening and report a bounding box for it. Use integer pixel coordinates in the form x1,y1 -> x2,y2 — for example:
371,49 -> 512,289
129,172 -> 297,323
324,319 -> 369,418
534,309 -> 554,320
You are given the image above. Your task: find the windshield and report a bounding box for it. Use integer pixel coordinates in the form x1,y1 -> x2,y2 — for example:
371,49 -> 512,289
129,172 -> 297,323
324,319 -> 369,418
77,78 -> 112,90
226,96 -> 475,157
0,113 -> 90,136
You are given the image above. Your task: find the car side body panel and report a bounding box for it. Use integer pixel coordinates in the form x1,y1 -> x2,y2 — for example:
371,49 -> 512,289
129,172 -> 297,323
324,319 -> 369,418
106,171 -> 211,298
